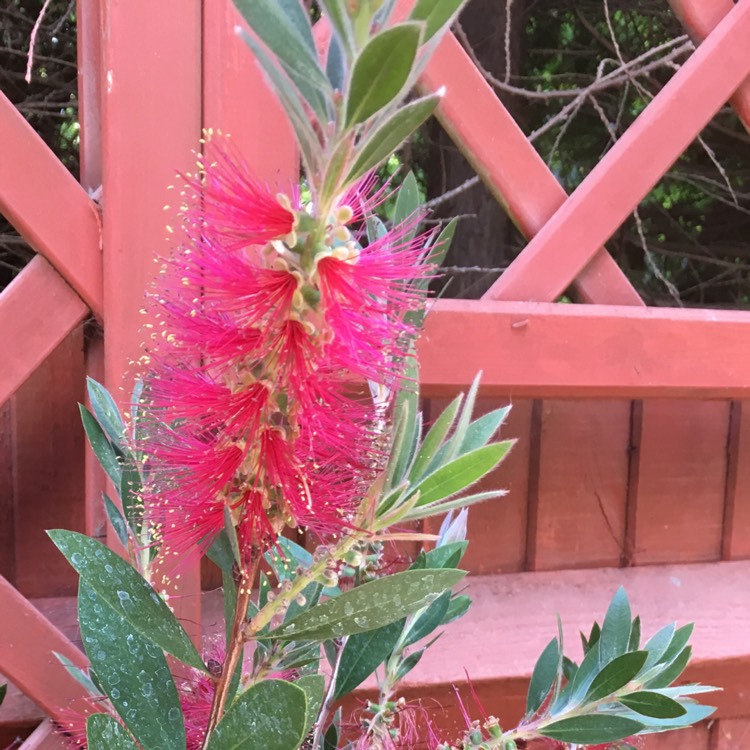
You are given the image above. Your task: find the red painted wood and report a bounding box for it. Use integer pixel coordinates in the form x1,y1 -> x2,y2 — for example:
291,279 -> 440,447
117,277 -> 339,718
641,724 -> 710,749
0,401 -> 14,583
0,578 -> 89,724
419,299 -> 750,399
76,0 -> 102,193
0,93 -> 102,317
13,331 -> 86,598
626,400 -> 729,565
97,0 -> 203,642
723,401 -> 750,560
417,31 -> 642,307
713,719 -> 750,749
529,400 -> 630,571
670,0 -> 750,132
0,256 -> 88,408
202,3 -> 298,183
354,560 -> 750,724
485,0 -> 750,303
423,397 -> 531,574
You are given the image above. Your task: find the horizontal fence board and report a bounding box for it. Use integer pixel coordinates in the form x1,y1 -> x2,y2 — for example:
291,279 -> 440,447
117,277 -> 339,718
419,300 -> 750,399
530,399 -> 630,571
714,719 -> 750,749
626,400 -> 729,566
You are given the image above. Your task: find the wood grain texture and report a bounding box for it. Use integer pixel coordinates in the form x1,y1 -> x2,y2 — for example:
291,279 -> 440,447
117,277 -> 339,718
626,400 -> 729,565
423,396 -> 531,574
419,299 -> 750,399
722,401 -> 750,560
13,331 -> 86,597
529,400 -> 630,571
641,724 -> 710,748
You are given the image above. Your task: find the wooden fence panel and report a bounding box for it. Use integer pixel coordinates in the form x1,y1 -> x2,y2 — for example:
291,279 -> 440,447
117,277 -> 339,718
626,400 -> 729,565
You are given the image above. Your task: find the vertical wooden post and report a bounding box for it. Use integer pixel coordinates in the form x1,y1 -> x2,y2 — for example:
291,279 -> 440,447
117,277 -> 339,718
97,0 -> 203,642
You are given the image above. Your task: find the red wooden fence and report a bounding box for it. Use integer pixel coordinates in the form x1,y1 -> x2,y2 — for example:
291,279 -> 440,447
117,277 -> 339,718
1,0 -> 750,747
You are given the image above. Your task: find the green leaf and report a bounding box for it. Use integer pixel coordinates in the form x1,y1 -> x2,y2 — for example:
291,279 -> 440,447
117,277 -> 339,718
566,640 -> 602,703
411,0 -> 465,42
80,405 -> 121,485
233,0 -> 330,119
642,623 -> 675,672
79,581 -> 185,750
86,714 -> 140,750
119,462 -> 142,533
620,691 -> 687,719
526,638 -> 559,715
418,541 -> 468,569
393,171 -> 421,233
441,594 -> 471,624
394,648 -> 425,681
629,615 -> 641,651
103,493 -> 129,548
460,407 -> 511,454
644,646 -> 692,689
585,651 -> 648,702
270,569 -> 466,641
620,702 -> 715,730
347,94 -> 440,184
207,679 -> 308,750
539,715 -> 644,745
599,587 -> 632,662
403,590 -> 450,647
334,621 -> 403,699
0,684 -> 6,707
237,30 -> 321,174
659,623 -> 694,666
296,674 -> 325,731
207,530 -> 236,574
405,490 -> 507,521
318,0 -> 355,51
54,652 -> 101,696
409,441 -> 513,507
345,24 -> 421,126
323,716 -> 339,750
48,530 -> 205,671
326,32 -> 347,91
87,378 -> 125,446
409,395 -> 462,482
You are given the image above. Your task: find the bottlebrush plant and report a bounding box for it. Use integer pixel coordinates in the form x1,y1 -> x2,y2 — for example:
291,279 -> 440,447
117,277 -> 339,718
49,1 -> 716,749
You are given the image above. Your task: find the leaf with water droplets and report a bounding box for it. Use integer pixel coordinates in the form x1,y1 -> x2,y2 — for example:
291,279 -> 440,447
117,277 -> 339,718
268,569 -> 465,642
207,679 -> 307,750
79,580 -> 185,750
48,530 -> 205,671
86,714 -> 140,750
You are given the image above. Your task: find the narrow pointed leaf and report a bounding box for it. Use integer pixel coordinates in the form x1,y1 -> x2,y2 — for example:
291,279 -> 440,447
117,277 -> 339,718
87,378 -> 125,446
80,405 -> 121,485
620,691 -> 687,719
345,24 -> 421,126
539,715 -> 644,745
103,493 -> 129,548
599,587 -> 632,662
207,679 -> 307,750
403,590 -> 450,647
460,407 -> 512,453
585,651 -> 648,702
270,569 -> 465,641
526,637 -> 559,714
409,394 -> 462,482
644,646 -> 692,689
334,620 -> 403,699
347,94 -> 440,183
409,441 -> 513,507
411,0 -> 465,41
48,530 -> 205,671
296,674 -> 326,731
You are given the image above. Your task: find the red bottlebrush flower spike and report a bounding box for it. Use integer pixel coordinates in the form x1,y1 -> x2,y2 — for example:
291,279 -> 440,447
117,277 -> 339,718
139,135 -> 433,564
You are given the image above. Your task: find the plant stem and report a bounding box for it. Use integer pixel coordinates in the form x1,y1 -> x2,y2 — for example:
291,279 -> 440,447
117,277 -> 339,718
311,636 -> 348,750
202,553 -> 261,748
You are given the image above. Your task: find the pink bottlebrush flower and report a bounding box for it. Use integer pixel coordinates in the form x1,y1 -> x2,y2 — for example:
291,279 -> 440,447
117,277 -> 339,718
182,135 -> 297,251
55,698 -> 120,749
179,667 -> 216,750
139,137 -> 434,562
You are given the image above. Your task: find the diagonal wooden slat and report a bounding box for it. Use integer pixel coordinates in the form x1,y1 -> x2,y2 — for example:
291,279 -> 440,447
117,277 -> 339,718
0,577 -> 89,723
418,32 -> 643,307
484,0 -> 750,303
0,93 -> 102,318
670,0 -> 750,132
0,255 -> 88,407
418,298 -> 750,398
